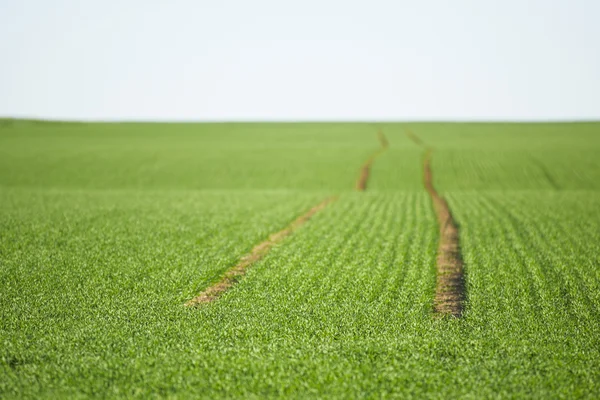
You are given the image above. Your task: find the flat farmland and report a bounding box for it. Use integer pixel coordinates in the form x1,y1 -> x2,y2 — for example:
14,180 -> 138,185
1,120 -> 599,398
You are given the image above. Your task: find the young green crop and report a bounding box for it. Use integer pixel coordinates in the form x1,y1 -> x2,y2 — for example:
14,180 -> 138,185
1,120 -> 600,398
0,122 -> 378,191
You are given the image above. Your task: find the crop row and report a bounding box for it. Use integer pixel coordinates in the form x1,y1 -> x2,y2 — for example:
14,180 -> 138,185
0,122 -> 377,191
0,188 -> 323,397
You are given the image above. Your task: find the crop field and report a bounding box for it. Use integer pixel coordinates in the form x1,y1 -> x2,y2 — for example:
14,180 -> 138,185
1,120 -> 600,398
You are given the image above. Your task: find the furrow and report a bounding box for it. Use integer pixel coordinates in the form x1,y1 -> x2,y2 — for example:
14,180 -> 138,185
185,196 -> 336,306
355,130 -> 389,191
187,128 -> 385,307
494,195 -> 600,322
407,130 -> 465,317
476,194 -> 543,318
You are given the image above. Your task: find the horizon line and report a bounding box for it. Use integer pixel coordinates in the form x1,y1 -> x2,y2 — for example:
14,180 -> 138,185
2,116 -> 600,124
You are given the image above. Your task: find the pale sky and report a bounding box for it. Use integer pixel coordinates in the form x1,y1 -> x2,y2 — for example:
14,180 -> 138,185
1,0 -> 599,121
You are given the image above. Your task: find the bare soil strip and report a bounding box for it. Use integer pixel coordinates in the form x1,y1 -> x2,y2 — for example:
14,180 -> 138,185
187,129 -> 385,307
356,130 -> 389,191
405,130 -> 425,147
185,197 -> 336,306
407,130 -> 465,317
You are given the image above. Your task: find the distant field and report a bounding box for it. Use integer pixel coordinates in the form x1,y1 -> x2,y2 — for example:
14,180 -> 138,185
1,120 -> 599,398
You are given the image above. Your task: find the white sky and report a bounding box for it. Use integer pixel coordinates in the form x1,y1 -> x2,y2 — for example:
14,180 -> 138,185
0,0 -> 599,121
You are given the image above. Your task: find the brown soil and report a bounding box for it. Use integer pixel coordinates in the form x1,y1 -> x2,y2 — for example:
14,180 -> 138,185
185,197 -> 336,306
377,130 -> 389,148
405,129 -> 425,147
424,151 -> 465,317
408,130 -> 465,317
356,130 -> 389,191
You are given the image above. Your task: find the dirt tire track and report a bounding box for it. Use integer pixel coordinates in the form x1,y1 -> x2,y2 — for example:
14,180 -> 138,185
407,130 -> 465,317
187,129 -> 386,307
356,130 -> 389,191
405,130 -> 424,147
185,197 -> 336,306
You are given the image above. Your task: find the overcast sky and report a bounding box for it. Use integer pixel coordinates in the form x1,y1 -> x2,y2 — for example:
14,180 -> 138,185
0,0 -> 599,121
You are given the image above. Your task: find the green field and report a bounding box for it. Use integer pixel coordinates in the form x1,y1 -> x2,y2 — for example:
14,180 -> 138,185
1,120 -> 599,398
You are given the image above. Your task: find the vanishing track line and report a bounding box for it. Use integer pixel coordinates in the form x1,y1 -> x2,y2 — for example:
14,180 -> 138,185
185,197 -> 336,306
356,130 -> 389,191
407,130 -> 465,317
187,129 -> 385,306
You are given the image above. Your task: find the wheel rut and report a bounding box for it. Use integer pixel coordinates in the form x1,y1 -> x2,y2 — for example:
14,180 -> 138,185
185,197 -> 336,306
407,130 -> 465,317
187,129 -> 386,307
356,130 -> 389,191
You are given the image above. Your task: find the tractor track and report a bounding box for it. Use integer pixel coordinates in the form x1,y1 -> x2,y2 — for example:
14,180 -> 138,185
356,130 -> 389,191
185,197 -> 336,306
187,129 -> 386,307
407,130 -> 465,317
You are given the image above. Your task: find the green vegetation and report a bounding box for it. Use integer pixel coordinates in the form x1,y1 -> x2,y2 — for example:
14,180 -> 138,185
1,120 -> 599,398
0,122 -> 375,190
